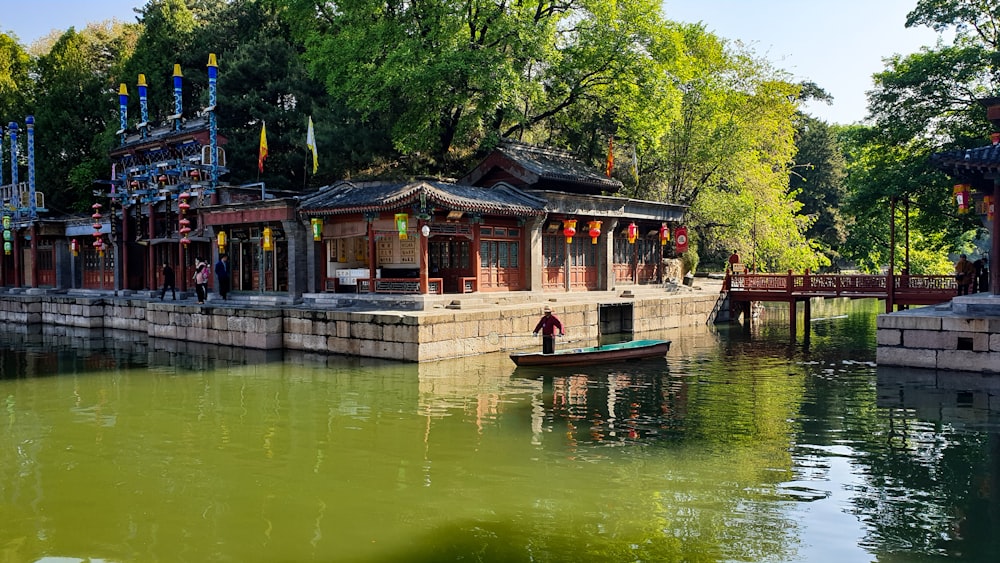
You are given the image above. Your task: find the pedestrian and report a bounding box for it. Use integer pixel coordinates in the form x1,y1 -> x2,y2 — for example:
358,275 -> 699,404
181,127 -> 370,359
955,254 -> 975,296
532,305 -> 564,354
727,250 -> 741,272
978,258 -> 990,293
193,258 -> 209,304
215,253 -> 230,300
160,262 -> 176,300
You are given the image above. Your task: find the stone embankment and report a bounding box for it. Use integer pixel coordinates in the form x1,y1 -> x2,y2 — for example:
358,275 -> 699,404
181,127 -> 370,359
876,295 -> 1000,374
0,280 -> 724,362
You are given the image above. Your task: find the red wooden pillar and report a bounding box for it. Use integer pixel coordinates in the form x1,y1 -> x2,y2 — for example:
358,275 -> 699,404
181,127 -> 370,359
367,219 -> 376,293
119,206 -> 128,291
992,181 -> 999,296
418,220 -> 428,294
13,228 -> 21,288
29,224 -> 38,288
472,222 -> 481,291
149,204 -> 161,290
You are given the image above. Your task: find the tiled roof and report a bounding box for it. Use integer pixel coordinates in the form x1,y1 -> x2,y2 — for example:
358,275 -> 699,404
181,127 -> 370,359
931,144 -> 1000,181
298,180 -> 547,217
494,140 -> 622,189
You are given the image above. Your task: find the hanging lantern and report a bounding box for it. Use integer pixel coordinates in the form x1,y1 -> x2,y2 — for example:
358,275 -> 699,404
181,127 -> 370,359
2,241 -> 10,256
562,219 -> 577,243
178,192 -> 190,213
71,238 -> 79,256
588,220 -> 602,244
985,195 -> 995,221
311,218 -> 323,241
659,224 -> 670,246
2,215 -> 9,230
262,227 -> 273,251
158,174 -> 168,185
954,184 -> 971,214
2,230 -> 10,241
992,132 -> 1000,145
674,226 -> 688,253
93,237 -> 104,257
395,213 -> 409,240
627,222 -> 638,244
92,203 -> 103,242
190,169 -> 200,179
217,230 -> 227,252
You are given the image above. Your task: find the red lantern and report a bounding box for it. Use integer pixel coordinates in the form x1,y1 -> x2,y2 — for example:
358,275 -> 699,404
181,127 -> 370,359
70,238 -> 79,256
588,220 -> 602,244
659,224 -> 670,246
563,219 -> 577,243
954,184 -> 971,214
627,222 -> 638,244
992,132 -> 1000,145
986,195 -> 995,221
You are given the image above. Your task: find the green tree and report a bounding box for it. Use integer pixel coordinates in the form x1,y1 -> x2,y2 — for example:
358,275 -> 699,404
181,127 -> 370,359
790,116 -> 848,271
851,0 -> 998,270
283,0 -> 675,169
0,34 -> 32,124
32,25 -> 138,212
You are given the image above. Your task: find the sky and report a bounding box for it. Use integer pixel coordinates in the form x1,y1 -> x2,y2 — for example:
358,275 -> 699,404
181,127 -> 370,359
2,0 -> 947,125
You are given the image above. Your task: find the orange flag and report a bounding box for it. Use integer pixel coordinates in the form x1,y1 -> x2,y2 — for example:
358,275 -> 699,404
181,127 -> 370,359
605,136 -> 614,177
258,122 -> 268,173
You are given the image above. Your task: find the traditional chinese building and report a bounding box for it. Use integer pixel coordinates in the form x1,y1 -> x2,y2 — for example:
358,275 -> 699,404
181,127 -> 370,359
292,141 -> 687,298
929,97 -> 1000,296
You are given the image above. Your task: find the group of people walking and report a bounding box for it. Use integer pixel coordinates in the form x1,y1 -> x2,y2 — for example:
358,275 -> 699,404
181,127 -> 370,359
159,254 -> 230,303
954,254 -> 989,296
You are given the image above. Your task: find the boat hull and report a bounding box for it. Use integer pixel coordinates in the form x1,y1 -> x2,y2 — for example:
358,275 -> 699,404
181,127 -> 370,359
509,339 -> 670,367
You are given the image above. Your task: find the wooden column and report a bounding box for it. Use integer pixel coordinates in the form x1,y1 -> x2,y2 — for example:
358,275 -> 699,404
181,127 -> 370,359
993,181 -> 999,296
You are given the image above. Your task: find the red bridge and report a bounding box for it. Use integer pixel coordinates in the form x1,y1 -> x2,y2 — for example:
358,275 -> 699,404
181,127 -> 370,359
723,271 -> 959,338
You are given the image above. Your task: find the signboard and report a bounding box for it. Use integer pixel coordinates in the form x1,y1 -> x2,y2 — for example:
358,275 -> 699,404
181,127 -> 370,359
674,226 -> 688,253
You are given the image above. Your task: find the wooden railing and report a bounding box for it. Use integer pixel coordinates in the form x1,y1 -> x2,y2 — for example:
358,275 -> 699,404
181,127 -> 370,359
726,272 -> 958,308
357,277 -> 443,294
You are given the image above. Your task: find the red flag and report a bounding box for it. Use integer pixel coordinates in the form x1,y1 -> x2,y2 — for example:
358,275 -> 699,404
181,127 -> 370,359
258,122 -> 268,173
605,136 -> 614,177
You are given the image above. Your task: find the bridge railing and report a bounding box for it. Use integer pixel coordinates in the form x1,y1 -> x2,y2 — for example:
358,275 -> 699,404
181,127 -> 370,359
726,272 -> 957,301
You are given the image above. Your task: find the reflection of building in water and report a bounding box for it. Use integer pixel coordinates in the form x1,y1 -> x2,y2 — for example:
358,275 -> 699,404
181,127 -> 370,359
876,365 -> 1000,553
542,368 -> 689,447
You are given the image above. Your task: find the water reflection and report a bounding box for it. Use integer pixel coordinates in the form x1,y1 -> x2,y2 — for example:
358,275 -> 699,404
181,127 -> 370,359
1,299 -> 999,562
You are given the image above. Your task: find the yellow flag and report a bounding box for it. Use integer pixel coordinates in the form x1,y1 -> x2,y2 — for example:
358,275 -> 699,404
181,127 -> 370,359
306,116 -> 318,174
258,122 -> 268,173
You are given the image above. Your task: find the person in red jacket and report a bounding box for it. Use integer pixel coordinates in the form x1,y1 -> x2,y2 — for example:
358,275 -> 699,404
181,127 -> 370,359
532,305 -> 564,354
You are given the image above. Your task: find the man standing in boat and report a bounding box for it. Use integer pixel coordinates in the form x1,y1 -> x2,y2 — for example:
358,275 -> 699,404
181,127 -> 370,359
533,305 -> 564,354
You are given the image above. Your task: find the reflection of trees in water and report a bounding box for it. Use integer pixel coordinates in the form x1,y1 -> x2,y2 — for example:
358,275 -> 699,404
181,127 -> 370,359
519,356 -> 804,561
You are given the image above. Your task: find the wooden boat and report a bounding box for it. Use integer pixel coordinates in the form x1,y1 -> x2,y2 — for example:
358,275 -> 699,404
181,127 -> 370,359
509,339 -> 670,367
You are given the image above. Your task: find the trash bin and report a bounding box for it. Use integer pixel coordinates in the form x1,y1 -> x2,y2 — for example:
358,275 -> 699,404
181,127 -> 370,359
683,272 -> 694,286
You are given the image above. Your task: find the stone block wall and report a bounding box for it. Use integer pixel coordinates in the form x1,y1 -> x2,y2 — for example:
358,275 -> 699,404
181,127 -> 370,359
0,290 -> 722,362
876,311 -> 1000,373
0,295 -> 42,324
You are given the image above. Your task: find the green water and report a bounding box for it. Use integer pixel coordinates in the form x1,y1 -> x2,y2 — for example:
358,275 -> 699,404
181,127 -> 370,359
2,299 -> 1000,562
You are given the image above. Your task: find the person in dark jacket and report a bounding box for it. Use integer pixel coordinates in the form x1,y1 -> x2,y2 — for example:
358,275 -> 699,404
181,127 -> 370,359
532,305 -> 564,354
215,254 -> 230,300
160,263 -> 176,300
